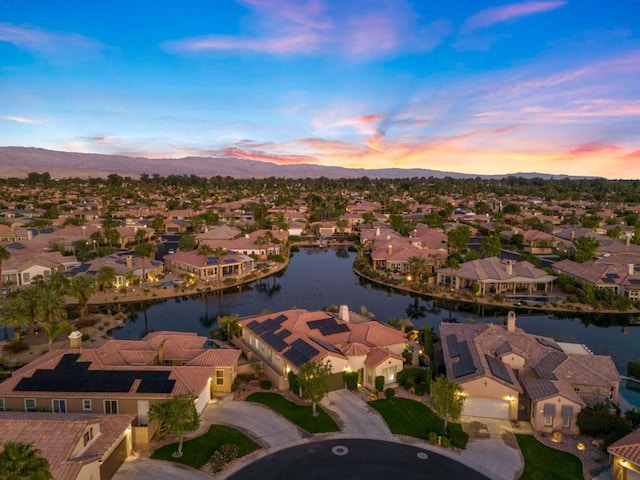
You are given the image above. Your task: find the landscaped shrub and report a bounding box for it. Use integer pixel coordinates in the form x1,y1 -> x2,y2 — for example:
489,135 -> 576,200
449,429 -> 470,449
288,370 -> 300,395
207,443 -> 240,473
385,388 -> 396,399
260,380 -> 272,390
414,384 -> 426,396
343,371 -> 359,390
2,341 -> 28,354
628,361 -> 640,379
428,432 -> 438,445
375,375 -> 385,392
440,436 -> 450,448
577,405 -> 632,446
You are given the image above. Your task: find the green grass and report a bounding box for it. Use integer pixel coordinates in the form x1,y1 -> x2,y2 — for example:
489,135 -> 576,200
516,434 -> 584,480
369,397 -> 462,439
245,391 -> 339,433
151,424 -> 260,469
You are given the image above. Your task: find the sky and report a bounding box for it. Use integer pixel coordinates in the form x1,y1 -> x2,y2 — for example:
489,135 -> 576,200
1,0 -> 640,179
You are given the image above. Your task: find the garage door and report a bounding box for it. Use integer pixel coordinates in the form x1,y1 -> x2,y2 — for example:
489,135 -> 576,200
626,468 -> 640,480
463,397 -> 509,419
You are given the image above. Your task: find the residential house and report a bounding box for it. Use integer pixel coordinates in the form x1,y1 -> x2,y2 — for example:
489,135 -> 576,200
236,306 -> 406,391
553,259 -> 640,300
1,250 -> 80,288
70,253 -> 163,288
163,249 -> 255,284
0,331 -> 241,445
199,229 -> 287,259
608,427 -> 640,480
195,224 -> 242,241
0,412 -> 135,480
440,312 -> 619,435
500,229 -> 558,255
368,228 -> 446,275
436,257 -> 556,297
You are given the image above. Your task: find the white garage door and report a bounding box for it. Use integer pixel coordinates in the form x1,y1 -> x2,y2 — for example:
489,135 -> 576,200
463,397 -> 509,419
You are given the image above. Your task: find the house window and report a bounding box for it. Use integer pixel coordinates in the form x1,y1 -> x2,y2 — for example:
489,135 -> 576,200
25,398 -> 36,412
383,366 -> 397,383
83,428 -> 94,447
215,369 -> 224,386
0,398 -> 4,411
561,405 -> 573,428
83,399 -> 92,411
52,399 -> 67,413
543,403 -> 555,426
104,400 -> 118,414
22,272 -> 30,284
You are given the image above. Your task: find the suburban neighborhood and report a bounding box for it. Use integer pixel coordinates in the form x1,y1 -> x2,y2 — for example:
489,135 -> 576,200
1,173 -> 640,479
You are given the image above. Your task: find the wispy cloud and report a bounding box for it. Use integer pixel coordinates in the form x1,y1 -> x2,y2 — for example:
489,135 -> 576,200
0,23 -> 106,61
462,1 -> 566,34
1,115 -> 36,124
164,0 -> 449,59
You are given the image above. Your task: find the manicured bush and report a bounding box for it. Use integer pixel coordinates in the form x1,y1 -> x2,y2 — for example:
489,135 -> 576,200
414,383 -> 426,396
577,406 -> 632,446
207,443 -> 240,473
440,436 -> 450,448
343,371 -> 359,390
428,432 -> 438,445
375,375 -> 385,392
385,388 -> 396,399
2,341 -> 28,354
288,370 -> 300,394
449,429 -> 470,449
260,380 -> 272,390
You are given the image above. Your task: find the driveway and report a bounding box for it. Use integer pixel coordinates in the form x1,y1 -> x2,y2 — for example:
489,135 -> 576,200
320,389 -> 393,438
113,458 -> 212,480
198,394 -> 308,448
460,417 -> 525,480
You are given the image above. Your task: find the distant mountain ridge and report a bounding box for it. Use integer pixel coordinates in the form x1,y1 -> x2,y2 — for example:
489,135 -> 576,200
0,146 -> 598,180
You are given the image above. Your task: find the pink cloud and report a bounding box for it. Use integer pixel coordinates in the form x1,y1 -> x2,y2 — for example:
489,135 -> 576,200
1,115 -> 36,124
462,1 -> 566,33
0,23 -> 106,60
564,141 -> 623,156
164,1 -> 448,58
222,147 -> 319,164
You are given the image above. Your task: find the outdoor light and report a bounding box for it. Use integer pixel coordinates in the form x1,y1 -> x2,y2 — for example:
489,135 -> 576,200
620,460 -> 628,468
507,395 -> 514,402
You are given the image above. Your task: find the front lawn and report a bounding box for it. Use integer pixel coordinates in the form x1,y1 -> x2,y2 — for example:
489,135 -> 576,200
516,434 -> 584,480
245,392 -> 339,433
369,397 -> 462,439
151,424 -> 260,469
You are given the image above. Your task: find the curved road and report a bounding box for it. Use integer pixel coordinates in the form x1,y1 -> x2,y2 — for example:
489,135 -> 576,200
226,439 -> 491,480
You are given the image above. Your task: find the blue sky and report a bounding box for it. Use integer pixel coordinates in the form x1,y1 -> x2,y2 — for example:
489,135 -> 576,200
1,0 -> 640,178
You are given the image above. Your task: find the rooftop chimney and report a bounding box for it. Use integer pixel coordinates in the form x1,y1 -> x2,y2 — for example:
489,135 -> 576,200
506,260 -> 513,275
629,264 -> 635,276
68,330 -> 83,349
125,255 -> 133,268
506,311 -> 516,333
376,227 -> 380,237
339,305 -> 350,322
387,244 -> 393,255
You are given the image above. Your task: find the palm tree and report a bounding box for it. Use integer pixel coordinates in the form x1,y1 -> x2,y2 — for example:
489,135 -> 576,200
124,271 -> 138,289
18,286 -> 42,335
35,286 -> 67,326
217,314 -> 239,340
46,270 -> 69,293
39,320 -> 73,350
197,244 -> 214,282
96,266 -> 116,291
0,442 -> 53,480
0,295 -> 30,343
212,247 -> 228,285
68,274 -> 97,317
135,242 -> 154,289
0,245 -> 10,305
407,255 -> 427,283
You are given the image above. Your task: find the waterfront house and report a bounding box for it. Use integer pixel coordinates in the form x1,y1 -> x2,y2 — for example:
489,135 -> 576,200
70,253 -> 163,288
439,312 -> 620,435
1,250 -> 79,288
0,331 -> 241,445
236,306 -> 406,391
553,259 -> 640,300
0,412 -> 135,480
608,427 -> 640,480
436,257 -> 556,298
163,249 -> 255,284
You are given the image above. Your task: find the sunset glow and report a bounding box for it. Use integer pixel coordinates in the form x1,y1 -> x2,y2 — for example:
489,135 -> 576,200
1,1 -> 639,178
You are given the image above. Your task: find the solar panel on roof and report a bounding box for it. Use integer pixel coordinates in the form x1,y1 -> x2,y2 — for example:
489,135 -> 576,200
485,355 -> 513,384
261,331 -> 288,352
446,335 -> 460,357
278,328 -> 292,338
307,317 -> 350,336
224,258 -> 236,264
536,337 -> 563,352
274,314 -> 288,323
451,339 -> 476,378
15,354 -> 176,394
283,339 -> 319,367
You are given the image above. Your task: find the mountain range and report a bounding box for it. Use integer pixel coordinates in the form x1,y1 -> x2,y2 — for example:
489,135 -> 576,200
0,146 -> 595,180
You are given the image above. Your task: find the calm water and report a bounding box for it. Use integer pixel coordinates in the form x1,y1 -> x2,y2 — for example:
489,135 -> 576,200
111,247 -> 640,370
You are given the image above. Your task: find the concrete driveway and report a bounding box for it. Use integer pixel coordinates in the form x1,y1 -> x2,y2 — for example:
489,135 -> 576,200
320,389 -> 393,438
460,417 -> 525,480
198,395 -> 308,448
113,457 -> 212,480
